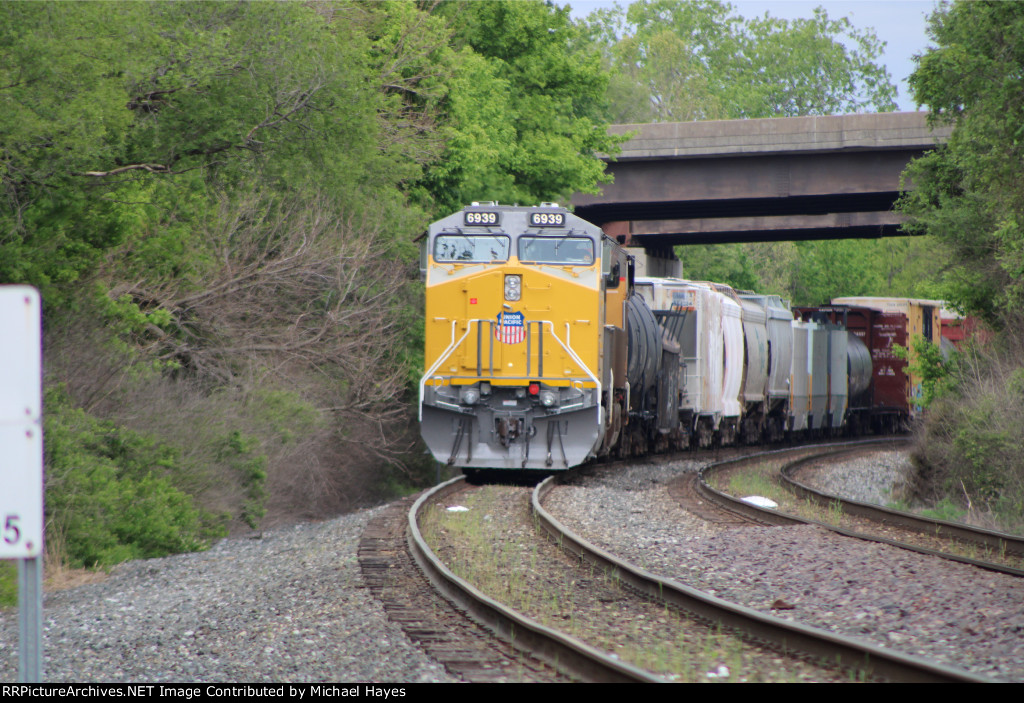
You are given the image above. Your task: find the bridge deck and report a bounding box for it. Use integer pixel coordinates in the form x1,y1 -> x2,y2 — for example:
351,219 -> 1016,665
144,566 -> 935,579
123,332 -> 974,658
572,112 -> 951,245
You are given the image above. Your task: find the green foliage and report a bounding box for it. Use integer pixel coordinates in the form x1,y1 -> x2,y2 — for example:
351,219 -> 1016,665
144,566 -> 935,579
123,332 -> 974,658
677,237 -> 943,305
215,431 -> 267,530
910,347 -> 1024,533
788,240 -> 885,305
423,0 -> 623,211
897,1 -> 1024,534
0,2 -> 442,303
678,243 -> 760,291
0,2 -> 140,304
900,1 -> 1024,329
44,388 -> 225,568
583,0 -> 897,123
919,498 -> 966,522
0,562 -> 15,608
245,388 -> 323,446
951,410 -> 1009,500
894,337 -> 955,408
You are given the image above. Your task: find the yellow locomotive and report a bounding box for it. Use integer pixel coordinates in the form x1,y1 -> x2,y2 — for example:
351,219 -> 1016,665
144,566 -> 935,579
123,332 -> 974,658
419,203 -> 636,471
419,206 -> 953,474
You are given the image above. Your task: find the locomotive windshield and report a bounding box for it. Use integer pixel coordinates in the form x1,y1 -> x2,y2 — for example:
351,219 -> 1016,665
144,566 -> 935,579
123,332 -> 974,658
518,236 -> 594,265
433,234 -> 510,262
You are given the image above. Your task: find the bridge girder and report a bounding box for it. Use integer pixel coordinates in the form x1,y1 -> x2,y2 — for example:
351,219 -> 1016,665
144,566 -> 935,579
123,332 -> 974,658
571,113 -> 949,247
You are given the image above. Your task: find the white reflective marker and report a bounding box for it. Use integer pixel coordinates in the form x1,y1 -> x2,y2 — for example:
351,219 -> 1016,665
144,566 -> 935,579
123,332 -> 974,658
0,286 -> 43,558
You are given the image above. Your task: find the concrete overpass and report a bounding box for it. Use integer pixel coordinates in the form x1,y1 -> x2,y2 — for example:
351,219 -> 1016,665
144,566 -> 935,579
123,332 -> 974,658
572,112 -> 951,252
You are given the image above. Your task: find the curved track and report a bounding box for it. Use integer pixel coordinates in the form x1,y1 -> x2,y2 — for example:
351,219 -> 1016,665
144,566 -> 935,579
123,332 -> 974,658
532,457 -> 992,683
407,477 -> 662,683
392,440 -> 1017,682
400,447 -> 994,682
696,440 -> 1024,576
359,495 -> 571,683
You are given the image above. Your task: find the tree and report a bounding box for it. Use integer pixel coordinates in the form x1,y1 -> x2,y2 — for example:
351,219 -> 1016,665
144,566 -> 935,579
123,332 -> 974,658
583,0 -> 897,122
679,243 -> 759,291
787,240 -> 885,305
0,1 -> 457,558
897,2 -> 1024,532
0,1 -> 629,551
0,3 -> 410,301
728,7 -> 896,117
0,2 -> 143,300
899,1 -> 1024,329
421,0 -> 624,211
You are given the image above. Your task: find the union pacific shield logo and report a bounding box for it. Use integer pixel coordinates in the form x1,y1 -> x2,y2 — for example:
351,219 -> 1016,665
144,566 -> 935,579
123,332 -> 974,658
495,311 -> 526,344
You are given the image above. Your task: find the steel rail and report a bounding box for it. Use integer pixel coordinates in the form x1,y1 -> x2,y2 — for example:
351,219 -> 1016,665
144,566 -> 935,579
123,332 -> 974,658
533,448 -> 995,683
694,439 -> 1024,576
778,447 -> 1024,574
694,439 -> 909,527
408,476 -> 663,683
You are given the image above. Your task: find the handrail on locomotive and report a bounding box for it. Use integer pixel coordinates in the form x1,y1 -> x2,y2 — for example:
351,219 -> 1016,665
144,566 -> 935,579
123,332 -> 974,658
419,317 -> 603,430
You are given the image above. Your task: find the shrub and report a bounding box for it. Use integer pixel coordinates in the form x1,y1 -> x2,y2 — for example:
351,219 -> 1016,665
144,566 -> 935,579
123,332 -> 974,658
0,562 -> 15,608
44,388 -> 225,568
894,337 -> 956,409
909,335 -> 1024,533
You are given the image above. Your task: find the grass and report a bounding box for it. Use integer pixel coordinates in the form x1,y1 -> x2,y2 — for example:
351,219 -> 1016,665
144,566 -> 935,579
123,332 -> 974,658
715,462 -> 1024,570
725,467 -> 789,506
419,484 -> 848,682
0,561 -> 15,608
920,498 -> 967,522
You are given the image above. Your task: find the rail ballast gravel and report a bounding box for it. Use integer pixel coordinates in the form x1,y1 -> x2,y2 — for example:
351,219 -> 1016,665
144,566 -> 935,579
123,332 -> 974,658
408,476 -> 662,683
533,451 -> 993,683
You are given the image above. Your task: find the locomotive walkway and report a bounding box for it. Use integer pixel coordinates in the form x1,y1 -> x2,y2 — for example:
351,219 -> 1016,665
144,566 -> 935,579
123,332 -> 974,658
572,112 -> 952,248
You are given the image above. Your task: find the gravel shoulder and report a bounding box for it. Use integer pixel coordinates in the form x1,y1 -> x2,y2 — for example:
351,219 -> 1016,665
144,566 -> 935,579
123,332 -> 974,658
6,449 -> 1022,683
0,507 -> 458,683
545,453 -> 1024,682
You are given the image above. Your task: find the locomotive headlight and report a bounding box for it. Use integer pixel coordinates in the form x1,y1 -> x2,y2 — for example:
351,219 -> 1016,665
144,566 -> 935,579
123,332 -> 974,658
539,390 -> 557,407
504,275 -> 521,301
460,387 -> 480,406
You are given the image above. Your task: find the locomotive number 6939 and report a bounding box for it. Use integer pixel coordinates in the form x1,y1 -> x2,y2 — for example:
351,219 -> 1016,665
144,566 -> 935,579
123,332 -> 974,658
529,212 -> 565,227
464,211 -> 499,226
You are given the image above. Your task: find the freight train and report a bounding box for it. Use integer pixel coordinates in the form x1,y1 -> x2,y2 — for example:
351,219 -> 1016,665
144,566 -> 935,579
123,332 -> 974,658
419,203 -> 940,473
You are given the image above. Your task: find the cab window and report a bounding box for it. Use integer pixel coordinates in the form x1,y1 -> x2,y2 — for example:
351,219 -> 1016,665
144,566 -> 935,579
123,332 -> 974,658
518,236 -> 594,265
433,235 -> 510,262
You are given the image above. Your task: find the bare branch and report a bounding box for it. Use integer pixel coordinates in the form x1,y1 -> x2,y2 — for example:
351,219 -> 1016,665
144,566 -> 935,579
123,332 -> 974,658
81,163 -> 174,177
104,192 -> 414,467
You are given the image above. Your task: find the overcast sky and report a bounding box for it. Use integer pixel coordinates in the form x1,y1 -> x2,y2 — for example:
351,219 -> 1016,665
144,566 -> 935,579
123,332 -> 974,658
567,0 -> 940,111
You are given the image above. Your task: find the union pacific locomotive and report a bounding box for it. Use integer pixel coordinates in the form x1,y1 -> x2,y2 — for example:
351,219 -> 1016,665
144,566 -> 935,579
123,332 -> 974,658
419,203 -> 940,473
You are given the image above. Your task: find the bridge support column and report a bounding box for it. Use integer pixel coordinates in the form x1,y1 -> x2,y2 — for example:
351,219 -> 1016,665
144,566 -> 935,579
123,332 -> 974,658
626,245 -> 681,278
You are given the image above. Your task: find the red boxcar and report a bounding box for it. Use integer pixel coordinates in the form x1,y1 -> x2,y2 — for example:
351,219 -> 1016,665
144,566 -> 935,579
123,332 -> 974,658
793,305 -> 909,432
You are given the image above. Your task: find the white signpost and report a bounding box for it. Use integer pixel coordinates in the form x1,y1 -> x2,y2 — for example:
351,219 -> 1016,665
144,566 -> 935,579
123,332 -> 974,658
0,286 -> 44,681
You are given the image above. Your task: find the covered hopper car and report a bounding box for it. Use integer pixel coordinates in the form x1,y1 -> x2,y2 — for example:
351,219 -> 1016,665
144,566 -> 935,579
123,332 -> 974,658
420,204 -> 932,473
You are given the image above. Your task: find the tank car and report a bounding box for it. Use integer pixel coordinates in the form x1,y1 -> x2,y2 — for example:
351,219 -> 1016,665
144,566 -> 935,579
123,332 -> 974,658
419,204 -> 936,474
419,203 -> 642,471
795,303 -> 934,432
737,293 -> 793,441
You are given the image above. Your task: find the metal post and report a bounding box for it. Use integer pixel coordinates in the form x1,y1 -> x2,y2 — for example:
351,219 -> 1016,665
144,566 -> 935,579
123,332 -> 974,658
18,556 -> 43,682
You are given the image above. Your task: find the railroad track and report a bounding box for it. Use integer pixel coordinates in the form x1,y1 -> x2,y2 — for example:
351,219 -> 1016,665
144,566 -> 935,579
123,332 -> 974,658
533,465 -> 991,683
394,454 -> 993,682
362,439 -> 1019,682
358,495 -> 571,683
695,440 -> 1024,577
406,478 -> 661,683
411,478 -> 882,682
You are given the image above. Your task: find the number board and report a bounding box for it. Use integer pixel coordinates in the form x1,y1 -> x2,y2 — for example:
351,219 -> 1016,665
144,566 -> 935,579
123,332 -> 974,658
0,287 -> 42,558
464,211 -> 500,226
529,211 -> 565,227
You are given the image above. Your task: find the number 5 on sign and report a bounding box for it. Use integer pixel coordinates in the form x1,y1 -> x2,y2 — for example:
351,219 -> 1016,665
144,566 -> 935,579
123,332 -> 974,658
0,286 -> 43,558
